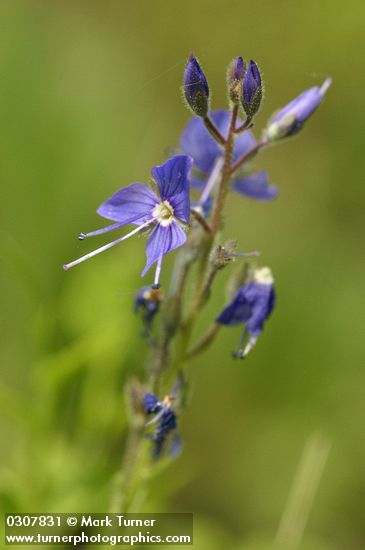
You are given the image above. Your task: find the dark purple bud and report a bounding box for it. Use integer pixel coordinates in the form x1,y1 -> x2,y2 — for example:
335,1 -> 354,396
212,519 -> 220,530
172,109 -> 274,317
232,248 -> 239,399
265,78 -> 332,140
227,56 -> 245,104
183,53 -> 210,117
242,60 -> 263,118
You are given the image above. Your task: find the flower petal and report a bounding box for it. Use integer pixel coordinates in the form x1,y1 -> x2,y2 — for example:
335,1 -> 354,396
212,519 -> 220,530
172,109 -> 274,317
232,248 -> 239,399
180,112 -> 224,173
97,183 -> 159,225
232,171 -> 278,201
151,156 -> 192,224
233,126 -> 256,161
143,393 -> 161,414
216,293 -> 252,326
142,222 -> 186,276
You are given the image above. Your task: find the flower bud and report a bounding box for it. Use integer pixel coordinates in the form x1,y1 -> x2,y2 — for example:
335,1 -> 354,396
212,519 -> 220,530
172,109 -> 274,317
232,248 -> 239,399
227,56 -> 245,104
183,53 -> 210,117
241,60 -> 263,118
265,78 -> 332,141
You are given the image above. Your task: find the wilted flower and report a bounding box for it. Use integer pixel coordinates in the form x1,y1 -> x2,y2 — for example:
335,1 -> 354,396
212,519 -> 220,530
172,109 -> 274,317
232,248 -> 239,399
180,110 -> 278,201
265,78 -> 332,140
216,267 -> 276,358
63,155 -> 193,286
242,60 -> 263,118
143,392 -> 179,458
135,285 -> 163,337
183,53 -> 210,117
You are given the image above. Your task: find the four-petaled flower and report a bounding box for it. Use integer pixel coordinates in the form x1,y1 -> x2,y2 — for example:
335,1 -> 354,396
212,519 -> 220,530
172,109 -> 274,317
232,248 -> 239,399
63,155 -> 193,287
216,267 -> 276,358
143,392 -> 180,458
180,110 -> 278,202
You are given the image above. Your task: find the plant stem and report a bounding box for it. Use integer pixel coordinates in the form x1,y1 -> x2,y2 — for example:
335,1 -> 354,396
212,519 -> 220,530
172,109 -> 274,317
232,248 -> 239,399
203,115 -> 226,145
211,105 -> 238,234
229,137 -> 268,175
110,421 -> 146,513
234,117 -> 252,133
185,324 -> 221,359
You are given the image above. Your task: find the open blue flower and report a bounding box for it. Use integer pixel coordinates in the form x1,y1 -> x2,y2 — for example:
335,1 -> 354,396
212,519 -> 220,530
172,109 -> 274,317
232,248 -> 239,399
63,155 -> 193,286
180,110 -> 278,202
143,392 -> 179,458
216,267 -> 276,358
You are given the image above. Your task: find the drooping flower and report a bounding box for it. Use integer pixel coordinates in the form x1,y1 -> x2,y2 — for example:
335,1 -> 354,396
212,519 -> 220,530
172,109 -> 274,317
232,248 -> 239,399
63,155 -> 193,286
135,285 -> 163,337
265,78 -> 332,140
216,266 -> 276,358
242,60 -> 263,118
143,392 -> 179,458
183,53 -> 210,117
180,110 -> 278,202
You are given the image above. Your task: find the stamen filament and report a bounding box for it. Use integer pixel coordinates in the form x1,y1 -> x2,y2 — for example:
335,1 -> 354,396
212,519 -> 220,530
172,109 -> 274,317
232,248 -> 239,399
154,252 -> 164,286
63,220 -> 152,271
79,222 -> 125,240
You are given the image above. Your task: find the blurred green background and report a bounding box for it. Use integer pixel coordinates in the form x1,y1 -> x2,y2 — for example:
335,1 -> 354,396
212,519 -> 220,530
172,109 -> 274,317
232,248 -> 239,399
0,1 -> 364,548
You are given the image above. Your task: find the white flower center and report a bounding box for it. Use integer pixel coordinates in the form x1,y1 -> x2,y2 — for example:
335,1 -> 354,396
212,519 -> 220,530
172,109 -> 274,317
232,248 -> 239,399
152,200 -> 175,227
254,266 -> 274,285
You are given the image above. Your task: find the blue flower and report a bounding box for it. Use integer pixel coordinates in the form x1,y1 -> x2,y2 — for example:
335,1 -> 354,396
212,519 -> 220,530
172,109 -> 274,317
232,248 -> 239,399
216,267 -> 276,358
242,60 -> 263,118
143,392 -> 179,458
183,53 -> 210,117
135,285 -> 163,336
265,78 -> 332,140
180,110 -> 278,201
63,155 -> 193,286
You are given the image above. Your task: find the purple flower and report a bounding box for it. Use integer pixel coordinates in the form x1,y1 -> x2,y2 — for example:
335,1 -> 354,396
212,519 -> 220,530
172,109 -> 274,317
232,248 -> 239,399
265,78 -> 332,140
63,155 -> 193,286
143,392 -> 178,458
242,60 -> 263,118
232,171 -> 278,201
216,267 -> 276,358
183,53 -> 210,117
180,110 -> 278,201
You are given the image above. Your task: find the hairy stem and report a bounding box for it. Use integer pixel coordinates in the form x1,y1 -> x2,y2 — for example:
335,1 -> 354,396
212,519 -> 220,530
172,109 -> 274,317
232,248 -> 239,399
229,137 -> 268,175
203,115 -> 226,145
211,105 -> 238,234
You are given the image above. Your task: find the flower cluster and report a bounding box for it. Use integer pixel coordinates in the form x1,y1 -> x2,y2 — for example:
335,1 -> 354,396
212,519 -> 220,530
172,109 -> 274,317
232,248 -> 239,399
64,52 -> 331,460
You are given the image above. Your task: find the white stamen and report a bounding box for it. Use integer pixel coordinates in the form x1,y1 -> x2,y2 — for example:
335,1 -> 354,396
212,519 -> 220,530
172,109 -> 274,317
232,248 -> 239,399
242,336 -> 258,358
63,220 -> 152,270
154,252 -> 164,286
